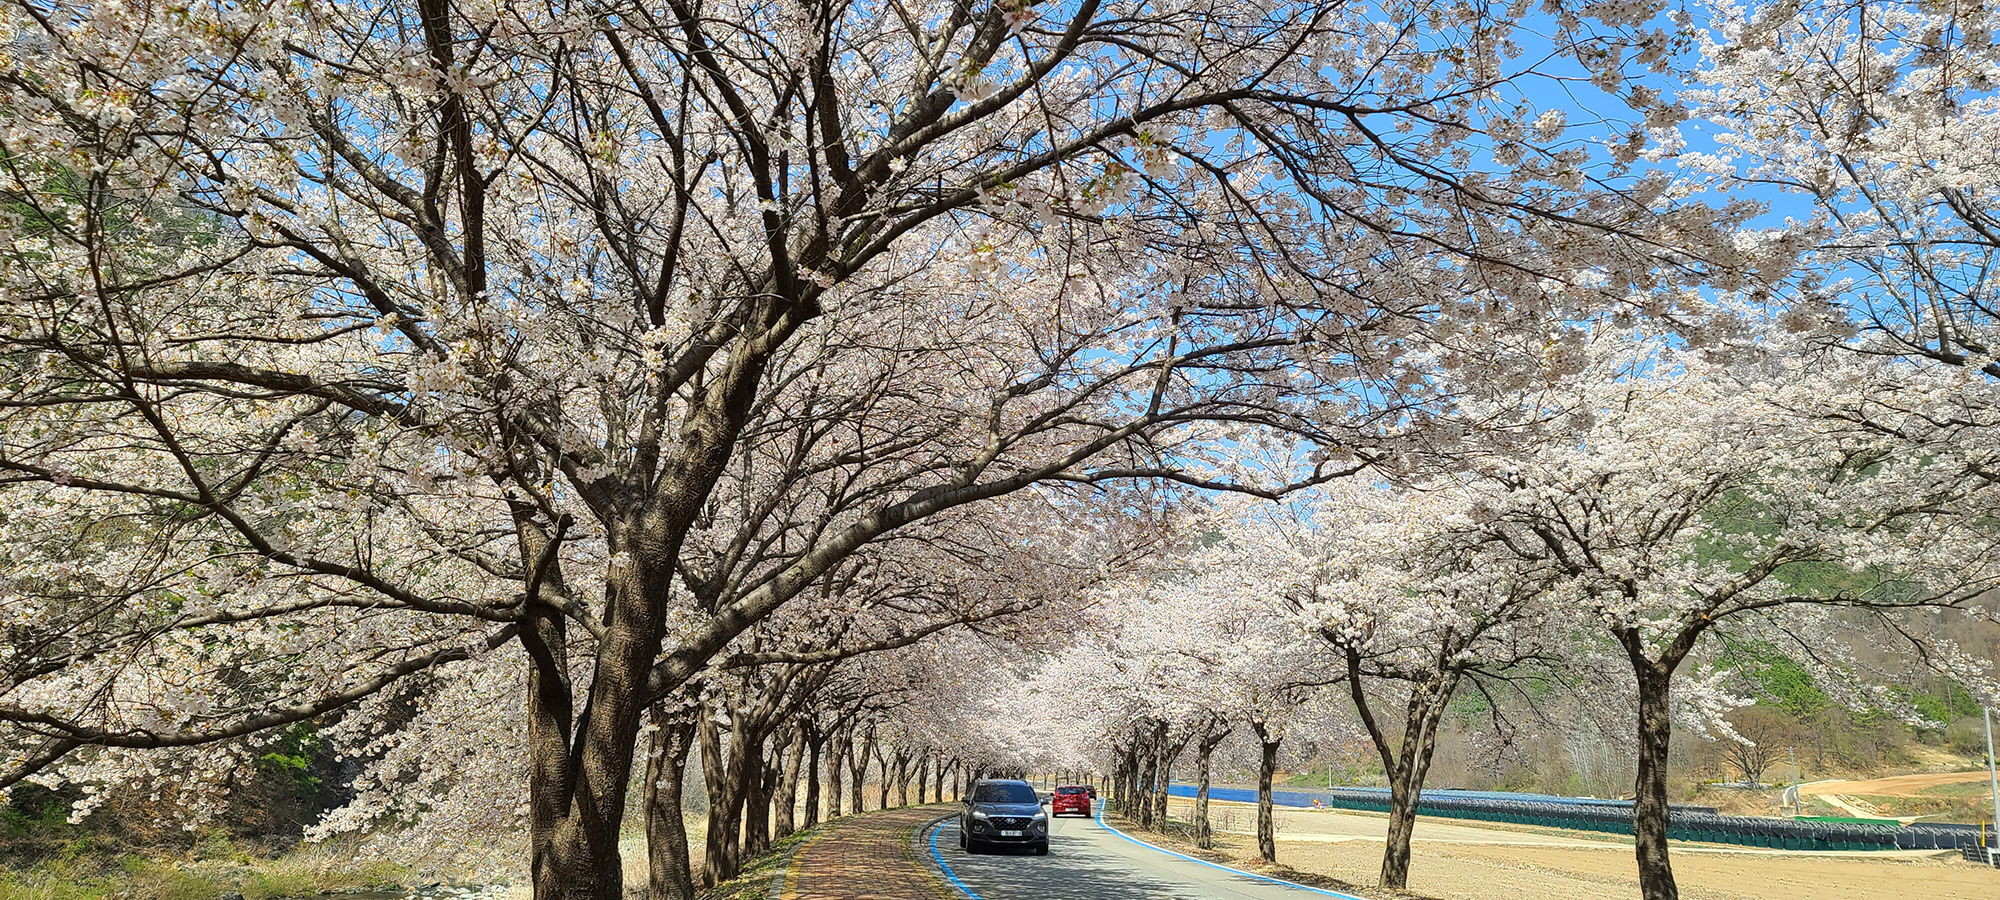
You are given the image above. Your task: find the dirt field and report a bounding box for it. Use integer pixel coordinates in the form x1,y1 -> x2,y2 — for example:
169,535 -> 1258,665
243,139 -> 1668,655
1800,771 -> 1996,797
1170,797 -> 2000,900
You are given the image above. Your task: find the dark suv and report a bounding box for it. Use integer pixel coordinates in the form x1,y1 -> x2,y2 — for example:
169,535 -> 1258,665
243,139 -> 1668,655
958,779 -> 1049,855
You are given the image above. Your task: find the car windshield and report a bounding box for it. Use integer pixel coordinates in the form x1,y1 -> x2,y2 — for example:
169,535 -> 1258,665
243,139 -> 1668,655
972,783 -> 1038,803
1057,787 -> 1085,795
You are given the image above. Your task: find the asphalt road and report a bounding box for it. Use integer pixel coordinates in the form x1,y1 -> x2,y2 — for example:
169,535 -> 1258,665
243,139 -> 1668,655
926,808 -> 1368,900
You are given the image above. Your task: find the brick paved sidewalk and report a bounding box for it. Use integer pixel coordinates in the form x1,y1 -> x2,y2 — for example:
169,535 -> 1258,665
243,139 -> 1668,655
783,804 -> 956,900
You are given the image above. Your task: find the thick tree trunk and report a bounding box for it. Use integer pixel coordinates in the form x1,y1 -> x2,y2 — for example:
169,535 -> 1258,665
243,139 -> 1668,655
774,728 -> 806,840
1633,664 -> 1679,900
1250,720 -> 1281,864
849,727 -> 874,814
741,728 -> 782,858
802,725 -> 825,828
826,732 -> 848,818
521,530 -> 627,900
698,713 -> 746,888
644,715 -> 698,900
1380,674 -> 1457,891
1152,729 -> 1186,826
1193,726 -> 1230,850
1127,743 -> 1142,813
524,608 -> 648,898
1116,745 -> 1138,812
1381,762 -> 1421,889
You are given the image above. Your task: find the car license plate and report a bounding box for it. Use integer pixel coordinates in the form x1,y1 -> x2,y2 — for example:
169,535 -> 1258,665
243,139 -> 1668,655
1000,829 -> 1022,837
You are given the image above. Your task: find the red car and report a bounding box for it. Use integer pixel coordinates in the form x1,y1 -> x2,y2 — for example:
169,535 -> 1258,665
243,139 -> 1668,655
1051,785 -> 1093,817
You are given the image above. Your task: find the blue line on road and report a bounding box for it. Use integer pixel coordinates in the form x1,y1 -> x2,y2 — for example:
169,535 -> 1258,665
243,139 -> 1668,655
927,818 -> 983,900
1092,806 -> 1372,900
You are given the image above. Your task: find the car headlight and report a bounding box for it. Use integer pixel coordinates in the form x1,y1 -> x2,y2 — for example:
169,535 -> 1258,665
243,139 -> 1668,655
971,810 -> 990,820
1032,811 -> 1047,821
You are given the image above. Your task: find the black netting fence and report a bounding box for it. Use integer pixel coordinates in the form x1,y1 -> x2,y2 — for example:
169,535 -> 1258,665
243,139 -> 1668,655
1169,784 -> 1993,853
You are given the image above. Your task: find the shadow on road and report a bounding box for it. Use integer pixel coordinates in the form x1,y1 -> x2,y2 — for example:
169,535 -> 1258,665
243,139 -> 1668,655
933,820 -> 1215,900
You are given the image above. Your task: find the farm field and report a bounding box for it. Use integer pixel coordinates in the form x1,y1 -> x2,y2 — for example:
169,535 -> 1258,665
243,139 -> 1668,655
1173,797 -> 2000,900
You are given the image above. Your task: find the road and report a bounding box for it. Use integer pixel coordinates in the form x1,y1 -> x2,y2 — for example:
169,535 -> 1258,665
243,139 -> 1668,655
926,809 -> 1365,900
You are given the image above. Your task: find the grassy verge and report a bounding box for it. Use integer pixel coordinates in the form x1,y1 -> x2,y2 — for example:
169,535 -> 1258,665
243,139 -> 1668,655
700,825 -> 824,900
0,834 -> 408,900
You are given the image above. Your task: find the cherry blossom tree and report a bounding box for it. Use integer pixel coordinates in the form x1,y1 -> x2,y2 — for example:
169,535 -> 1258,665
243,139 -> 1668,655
1466,342 -> 2000,900
1286,484 -> 1567,891
1051,501 -> 1333,859
0,1 -> 1782,897
1686,0 -> 2000,367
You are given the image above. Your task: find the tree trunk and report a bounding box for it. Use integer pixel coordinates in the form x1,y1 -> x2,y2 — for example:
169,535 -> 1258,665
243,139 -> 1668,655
521,537 -> 626,900
1193,725 -> 1230,850
698,712 -> 746,888
826,732 -> 848,819
741,727 -> 784,858
1250,720 -> 1281,864
1379,673 -> 1458,891
1136,736 -> 1158,829
1115,745 -> 1137,812
1381,760 -> 1420,889
896,750 -> 912,807
774,728 -> 806,840
849,727 -> 874,814
876,743 -> 892,809
802,723 -> 825,828
1633,663 -> 1680,900
645,714 -> 698,900
1153,727 -> 1187,826
1126,743 -> 1142,812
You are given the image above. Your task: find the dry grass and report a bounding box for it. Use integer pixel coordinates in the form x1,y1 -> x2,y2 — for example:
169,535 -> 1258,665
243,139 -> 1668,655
0,836 -> 408,900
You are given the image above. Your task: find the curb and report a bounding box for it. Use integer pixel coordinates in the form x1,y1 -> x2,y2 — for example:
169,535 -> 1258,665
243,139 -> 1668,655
770,824 -> 830,900
915,813 -> 973,899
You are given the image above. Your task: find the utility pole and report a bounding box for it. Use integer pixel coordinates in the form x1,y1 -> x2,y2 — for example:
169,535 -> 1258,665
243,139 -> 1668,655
1985,708 -> 1999,847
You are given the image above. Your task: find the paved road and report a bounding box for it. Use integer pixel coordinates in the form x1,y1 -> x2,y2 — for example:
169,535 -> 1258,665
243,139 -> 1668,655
926,809 -> 1365,900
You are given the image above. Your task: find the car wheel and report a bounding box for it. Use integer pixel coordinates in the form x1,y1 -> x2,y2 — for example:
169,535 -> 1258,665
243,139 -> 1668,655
958,827 -> 968,851
1035,841 -> 1049,856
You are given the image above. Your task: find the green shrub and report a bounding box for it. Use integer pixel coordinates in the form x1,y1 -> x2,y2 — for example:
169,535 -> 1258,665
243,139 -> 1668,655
189,829 -> 246,864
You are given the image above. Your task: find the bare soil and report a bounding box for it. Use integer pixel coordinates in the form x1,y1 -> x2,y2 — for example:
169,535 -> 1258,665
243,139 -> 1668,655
1800,771 -> 1996,797
1171,797 -> 2000,900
